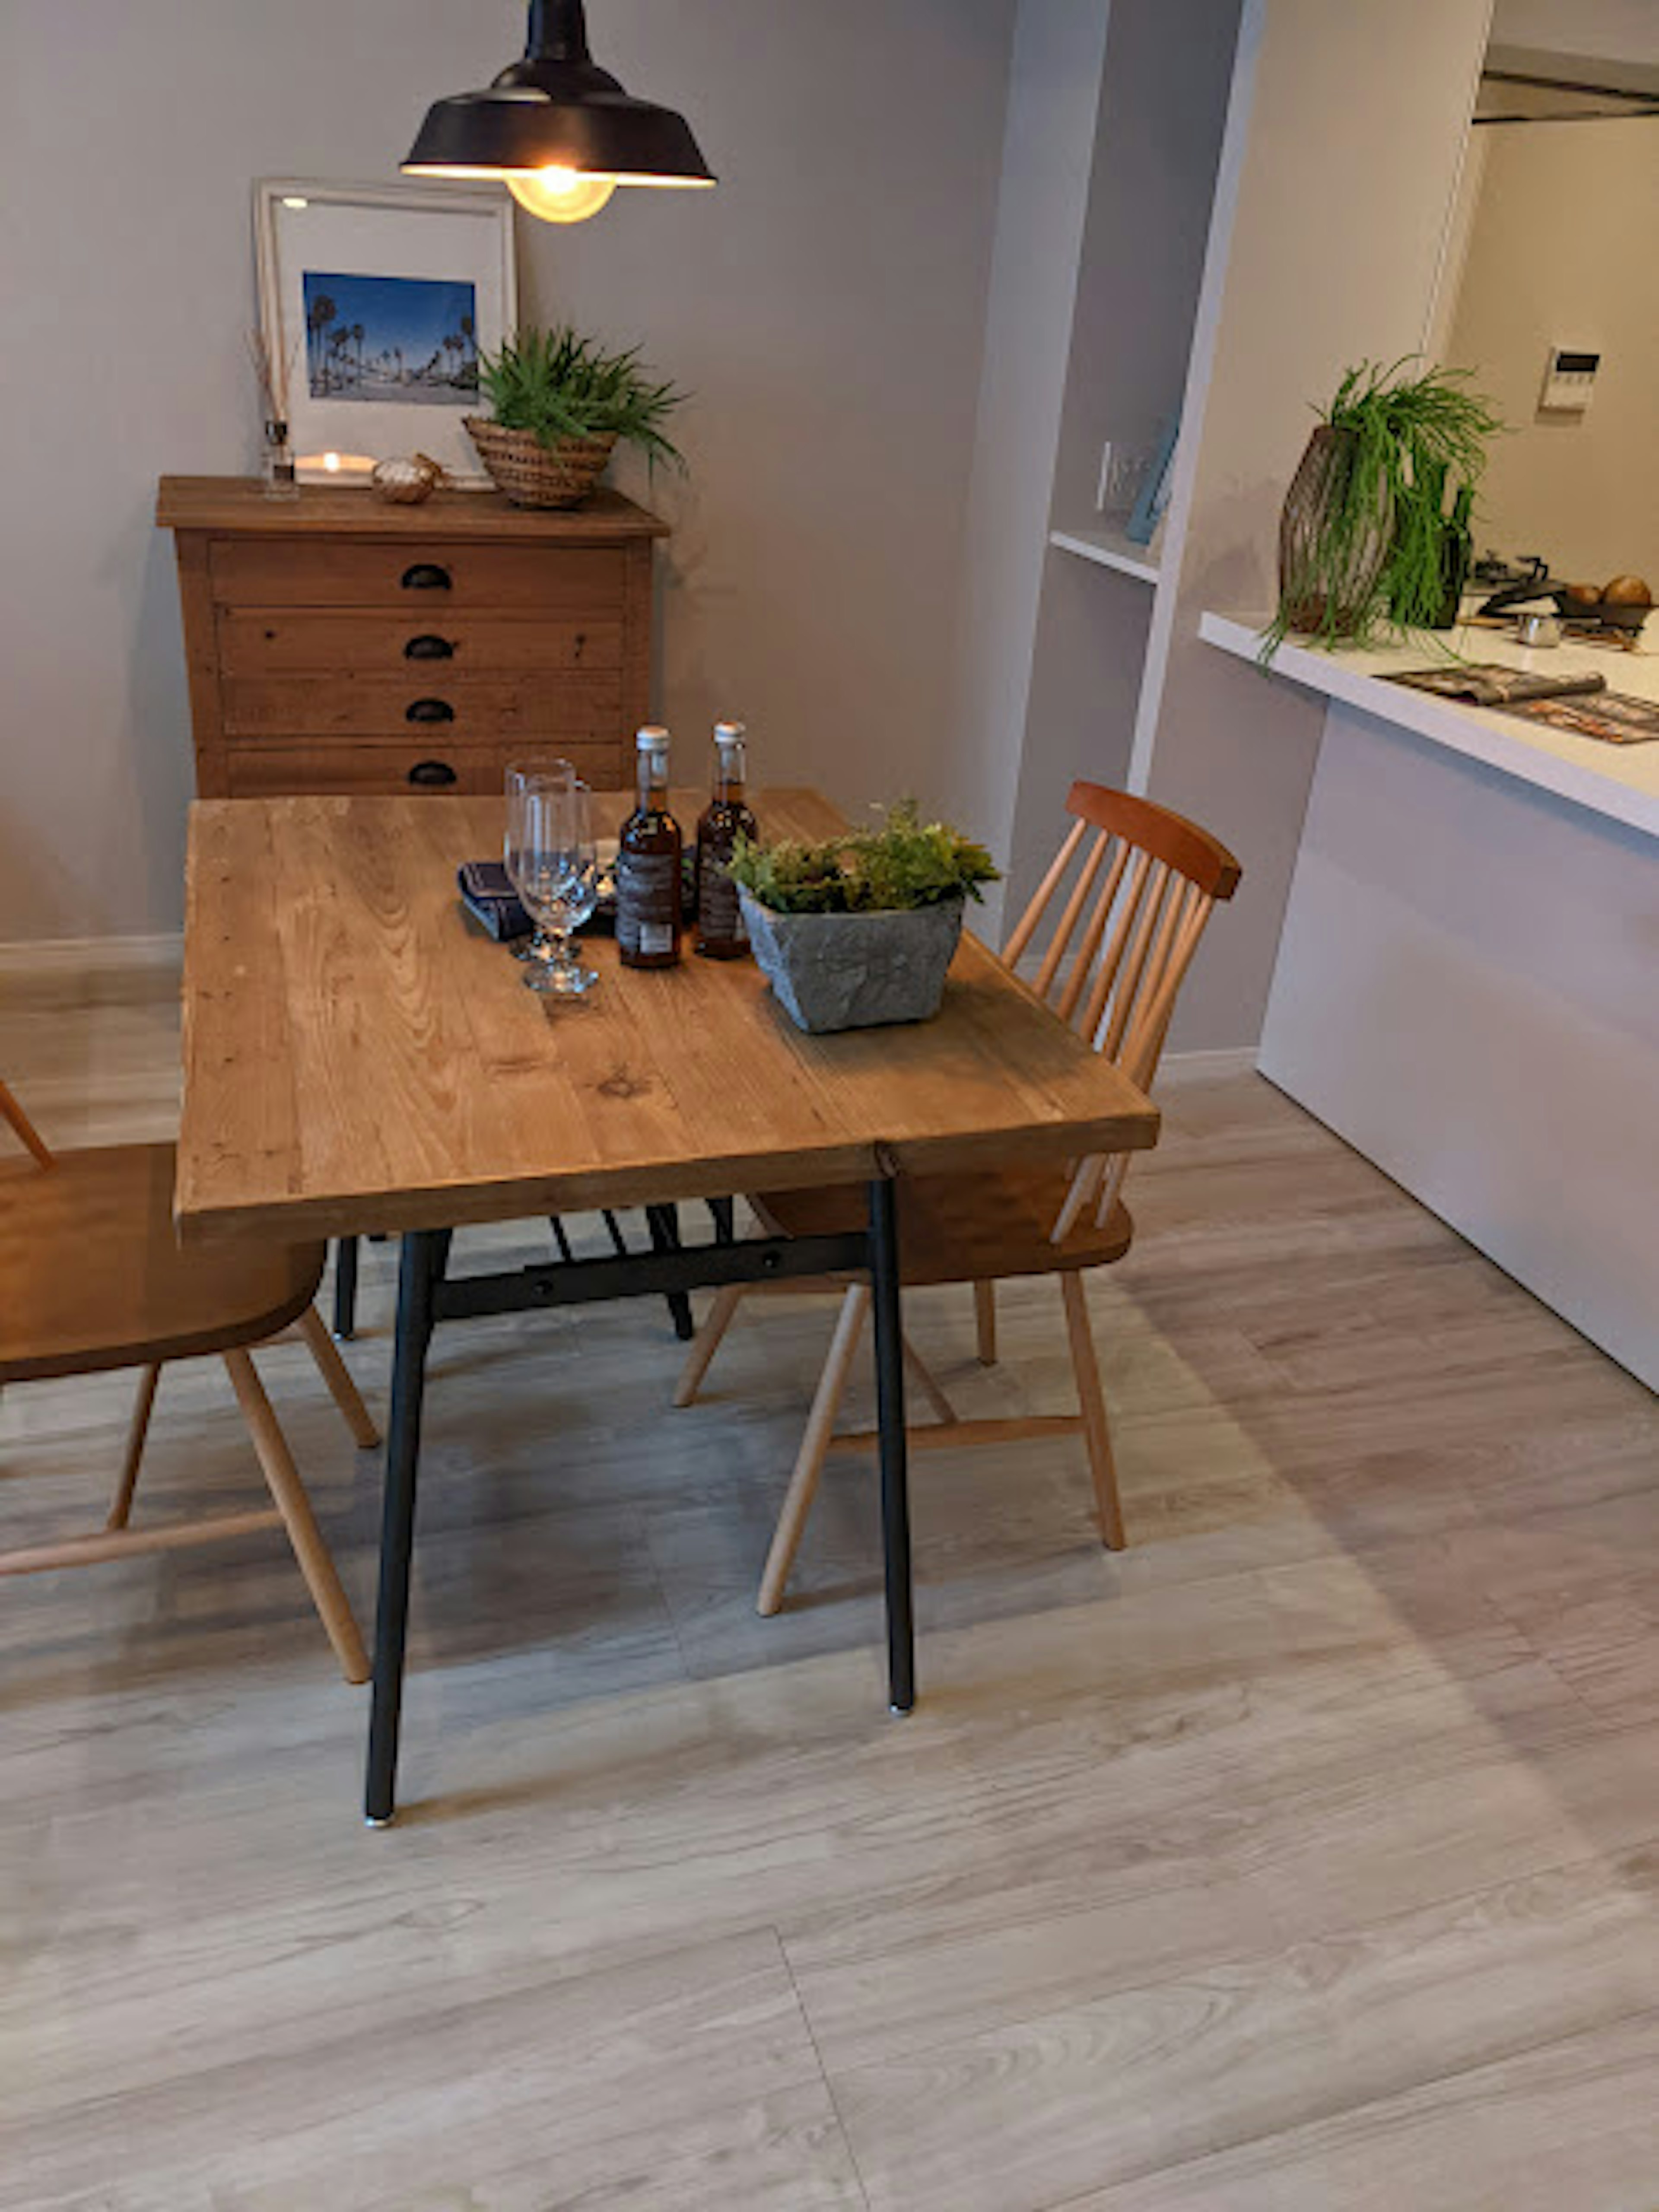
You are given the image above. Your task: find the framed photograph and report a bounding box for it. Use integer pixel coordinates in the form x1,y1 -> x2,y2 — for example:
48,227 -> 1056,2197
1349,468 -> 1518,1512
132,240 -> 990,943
254,178 -> 517,486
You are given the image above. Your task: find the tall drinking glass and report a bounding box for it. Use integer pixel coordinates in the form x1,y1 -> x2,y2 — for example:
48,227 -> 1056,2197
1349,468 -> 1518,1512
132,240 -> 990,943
505,767 -> 600,998
506,758 -> 574,968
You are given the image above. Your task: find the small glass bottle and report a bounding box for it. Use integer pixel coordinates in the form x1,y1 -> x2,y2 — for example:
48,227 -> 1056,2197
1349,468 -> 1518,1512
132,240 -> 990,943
695,721 -> 758,960
616,727 -> 683,969
262,418 -> 300,501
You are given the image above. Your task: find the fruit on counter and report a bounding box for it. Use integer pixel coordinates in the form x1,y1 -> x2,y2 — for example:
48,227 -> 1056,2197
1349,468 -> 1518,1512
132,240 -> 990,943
1562,581 -> 1602,606
1602,575 -> 1653,607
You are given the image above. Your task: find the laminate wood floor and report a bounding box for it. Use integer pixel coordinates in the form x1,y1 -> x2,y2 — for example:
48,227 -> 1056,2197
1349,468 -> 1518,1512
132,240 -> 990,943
3,969 -> 1658,2210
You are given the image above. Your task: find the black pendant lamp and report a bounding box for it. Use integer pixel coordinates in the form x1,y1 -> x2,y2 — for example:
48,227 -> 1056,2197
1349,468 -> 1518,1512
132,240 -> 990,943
404,0 -> 716,225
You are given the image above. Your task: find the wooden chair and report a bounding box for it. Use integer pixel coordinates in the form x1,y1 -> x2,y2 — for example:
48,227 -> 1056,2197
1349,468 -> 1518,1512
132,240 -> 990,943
0,1079 -> 378,1680
672,783 -> 1241,1615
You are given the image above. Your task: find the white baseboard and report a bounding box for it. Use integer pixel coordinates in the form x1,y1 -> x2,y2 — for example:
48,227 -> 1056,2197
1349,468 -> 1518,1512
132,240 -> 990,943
1159,1045 -> 1260,1077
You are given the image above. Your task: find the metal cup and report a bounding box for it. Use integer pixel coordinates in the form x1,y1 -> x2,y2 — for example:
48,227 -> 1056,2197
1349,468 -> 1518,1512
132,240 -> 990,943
1514,613 -> 1562,648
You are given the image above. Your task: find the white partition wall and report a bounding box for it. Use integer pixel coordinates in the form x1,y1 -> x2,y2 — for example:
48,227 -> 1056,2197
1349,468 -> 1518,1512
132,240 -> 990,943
1260,705 -> 1659,1389
1128,0 -> 1495,1048
954,0 -> 1498,1034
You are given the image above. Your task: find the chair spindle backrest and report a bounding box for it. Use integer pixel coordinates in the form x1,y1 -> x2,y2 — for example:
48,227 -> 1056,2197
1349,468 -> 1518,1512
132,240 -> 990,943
0,1080 -> 56,1171
1001,784 -> 1240,1239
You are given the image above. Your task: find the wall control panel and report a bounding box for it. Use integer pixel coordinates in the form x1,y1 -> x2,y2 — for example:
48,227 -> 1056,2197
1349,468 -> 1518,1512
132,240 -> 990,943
1538,346 -> 1601,414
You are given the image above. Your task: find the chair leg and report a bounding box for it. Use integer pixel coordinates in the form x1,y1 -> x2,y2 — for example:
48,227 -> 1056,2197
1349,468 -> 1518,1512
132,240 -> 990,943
1059,1271 -> 1125,1551
297,1306 -> 381,1450
673,1284 -> 747,1408
757,1284 -> 871,1617
973,1280 -> 997,1367
107,1362 -> 162,1531
902,1336 -> 957,1426
222,1348 -> 370,1683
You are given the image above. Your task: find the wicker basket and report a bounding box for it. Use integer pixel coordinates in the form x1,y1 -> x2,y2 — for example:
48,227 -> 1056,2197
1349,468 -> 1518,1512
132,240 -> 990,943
464,418 -> 617,509
1278,425 -> 1393,639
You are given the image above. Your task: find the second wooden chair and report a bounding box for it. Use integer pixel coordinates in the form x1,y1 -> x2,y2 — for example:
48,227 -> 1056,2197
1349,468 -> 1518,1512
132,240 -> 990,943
672,783 -> 1240,1614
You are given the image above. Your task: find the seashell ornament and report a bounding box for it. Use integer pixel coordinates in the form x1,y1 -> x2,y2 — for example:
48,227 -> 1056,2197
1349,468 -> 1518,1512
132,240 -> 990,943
372,453 -> 446,505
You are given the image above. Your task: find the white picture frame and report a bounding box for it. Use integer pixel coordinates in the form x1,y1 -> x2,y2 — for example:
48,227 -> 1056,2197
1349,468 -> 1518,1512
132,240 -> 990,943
253,178 -> 518,486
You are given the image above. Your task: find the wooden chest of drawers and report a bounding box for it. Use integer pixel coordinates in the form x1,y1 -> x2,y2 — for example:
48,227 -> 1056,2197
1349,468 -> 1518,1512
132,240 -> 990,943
157,477 -> 668,800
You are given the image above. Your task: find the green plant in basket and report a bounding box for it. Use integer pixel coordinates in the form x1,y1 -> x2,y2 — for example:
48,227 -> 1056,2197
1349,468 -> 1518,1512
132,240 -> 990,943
477,326 -> 687,470
729,799 -> 999,915
1267,356 -> 1503,658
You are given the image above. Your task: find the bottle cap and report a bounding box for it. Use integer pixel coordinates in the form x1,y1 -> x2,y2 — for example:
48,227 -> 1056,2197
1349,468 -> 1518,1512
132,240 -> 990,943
714,720 -> 747,744
636,725 -> 671,751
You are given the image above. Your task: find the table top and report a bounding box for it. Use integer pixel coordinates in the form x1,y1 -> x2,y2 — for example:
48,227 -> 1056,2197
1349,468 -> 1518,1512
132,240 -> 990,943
156,477 -> 670,542
176,790 -> 1159,1245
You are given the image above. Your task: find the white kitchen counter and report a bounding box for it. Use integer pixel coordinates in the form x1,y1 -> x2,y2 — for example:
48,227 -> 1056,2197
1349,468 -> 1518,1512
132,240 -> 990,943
1203,607 -> 1659,1392
1199,611 -> 1659,839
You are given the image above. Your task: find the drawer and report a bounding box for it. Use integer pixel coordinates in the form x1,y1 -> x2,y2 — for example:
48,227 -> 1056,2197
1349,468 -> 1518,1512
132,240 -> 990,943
223,741 -> 626,799
210,538 -> 627,611
217,609 -> 624,676
221,674 -> 623,741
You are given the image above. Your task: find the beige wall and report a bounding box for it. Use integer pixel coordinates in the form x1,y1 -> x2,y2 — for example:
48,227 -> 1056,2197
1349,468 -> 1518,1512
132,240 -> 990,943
1444,120 -> 1658,589
0,1 -> 1014,943
1490,0 -> 1659,68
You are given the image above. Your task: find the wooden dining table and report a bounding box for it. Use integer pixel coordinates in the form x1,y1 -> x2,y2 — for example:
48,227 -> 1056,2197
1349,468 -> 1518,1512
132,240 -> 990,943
175,788 -> 1161,1823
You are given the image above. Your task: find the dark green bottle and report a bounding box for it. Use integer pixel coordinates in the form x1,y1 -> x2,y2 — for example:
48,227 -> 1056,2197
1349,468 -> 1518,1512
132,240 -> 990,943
1432,483 -> 1475,630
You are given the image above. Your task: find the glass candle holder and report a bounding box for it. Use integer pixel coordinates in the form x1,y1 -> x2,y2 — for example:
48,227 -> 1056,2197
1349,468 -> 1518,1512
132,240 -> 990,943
262,419 -> 300,500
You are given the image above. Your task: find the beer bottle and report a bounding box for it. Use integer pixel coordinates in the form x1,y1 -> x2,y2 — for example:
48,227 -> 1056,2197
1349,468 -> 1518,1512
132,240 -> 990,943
616,727 -> 683,969
694,721 -> 758,960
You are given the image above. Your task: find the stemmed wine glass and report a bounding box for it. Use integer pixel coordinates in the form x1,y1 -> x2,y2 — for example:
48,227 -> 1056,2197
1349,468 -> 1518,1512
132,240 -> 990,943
505,764 -> 600,997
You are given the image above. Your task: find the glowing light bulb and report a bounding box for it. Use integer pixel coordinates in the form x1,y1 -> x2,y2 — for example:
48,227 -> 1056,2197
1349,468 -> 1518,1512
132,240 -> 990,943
507,167 -> 619,225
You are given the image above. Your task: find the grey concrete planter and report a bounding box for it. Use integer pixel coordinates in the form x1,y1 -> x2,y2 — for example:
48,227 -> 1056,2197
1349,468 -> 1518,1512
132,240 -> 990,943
738,890 -> 966,1034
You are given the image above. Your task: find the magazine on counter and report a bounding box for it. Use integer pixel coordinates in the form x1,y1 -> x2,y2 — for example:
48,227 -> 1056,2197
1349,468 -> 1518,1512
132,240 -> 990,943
1387,664 -> 1659,746
1507,691 -> 1659,746
1387,663 -> 1605,707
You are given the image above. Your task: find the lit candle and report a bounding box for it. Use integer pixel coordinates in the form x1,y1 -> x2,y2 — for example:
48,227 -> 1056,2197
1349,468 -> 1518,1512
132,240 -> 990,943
296,451 -> 377,481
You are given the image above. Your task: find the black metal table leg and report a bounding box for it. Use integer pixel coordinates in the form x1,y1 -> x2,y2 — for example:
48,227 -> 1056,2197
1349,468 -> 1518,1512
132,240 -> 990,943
647,1203 -> 697,1341
333,1236 -> 360,1340
365,1229 -> 446,1827
866,1175 -> 915,1713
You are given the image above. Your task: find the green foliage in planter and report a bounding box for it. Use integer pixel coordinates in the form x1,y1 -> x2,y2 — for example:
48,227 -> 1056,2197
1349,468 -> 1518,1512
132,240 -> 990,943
1267,357 -> 1503,658
730,799 -> 999,915
477,326 -> 687,470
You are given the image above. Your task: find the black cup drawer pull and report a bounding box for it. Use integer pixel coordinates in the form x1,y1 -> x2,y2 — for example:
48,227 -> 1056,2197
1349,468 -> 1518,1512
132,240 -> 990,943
400,562 -> 452,591
405,698 -> 456,725
407,759 -> 458,788
404,634 -> 456,661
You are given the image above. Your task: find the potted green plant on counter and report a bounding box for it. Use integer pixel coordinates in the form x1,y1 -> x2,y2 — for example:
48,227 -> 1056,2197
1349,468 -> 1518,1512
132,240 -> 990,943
1267,357 -> 1502,658
730,800 -> 1000,1034
467,326 -> 686,509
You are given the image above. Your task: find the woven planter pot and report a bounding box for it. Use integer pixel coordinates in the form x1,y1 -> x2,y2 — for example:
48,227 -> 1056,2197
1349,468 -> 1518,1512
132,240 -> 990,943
464,418 -> 618,509
1278,424 -> 1394,639
739,891 -> 965,1035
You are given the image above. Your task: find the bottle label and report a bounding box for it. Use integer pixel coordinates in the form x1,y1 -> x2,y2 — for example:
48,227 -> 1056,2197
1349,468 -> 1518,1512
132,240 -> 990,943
697,849 -> 747,946
616,850 -> 680,959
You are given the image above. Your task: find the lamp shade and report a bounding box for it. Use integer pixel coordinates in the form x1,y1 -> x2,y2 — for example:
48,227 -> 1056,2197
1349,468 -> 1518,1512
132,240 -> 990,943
404,0 -> 715,192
